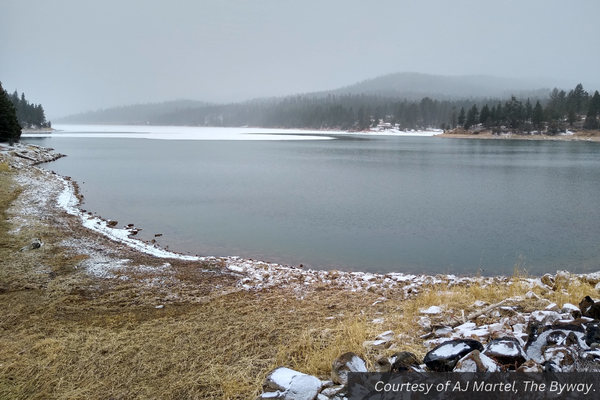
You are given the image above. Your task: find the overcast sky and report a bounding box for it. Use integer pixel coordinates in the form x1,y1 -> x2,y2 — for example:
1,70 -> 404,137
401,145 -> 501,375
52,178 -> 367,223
2,0 -> 599,118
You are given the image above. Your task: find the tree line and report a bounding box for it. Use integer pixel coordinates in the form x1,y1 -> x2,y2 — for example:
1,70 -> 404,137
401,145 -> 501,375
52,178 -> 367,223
8,90 -> 50,129
457,84 -> 600,135
143,84 -> 600,133
0,81 -> 22,143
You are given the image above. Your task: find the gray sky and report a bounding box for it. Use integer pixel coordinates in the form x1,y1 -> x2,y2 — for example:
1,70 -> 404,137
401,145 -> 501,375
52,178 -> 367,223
2,0 -> 599,118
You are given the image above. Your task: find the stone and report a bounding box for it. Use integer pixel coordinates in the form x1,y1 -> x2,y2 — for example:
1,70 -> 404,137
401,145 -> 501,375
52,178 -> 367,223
546,331 -> 566,346
433,326 -> 453,338
541,273 -> 555,287
580,296 -> 600,319
262,367 -> 322,400
19,238 -> 42,252
483,337 -> 528,368
417,316 -> 432,331
516,359 -> 544,372
107,220 -> 118,227
362,339 -> 390,351
554,270 -> 571,290
423,339 -> 483,372
420,306 -> 443,314
331,352 -> 367,386
320,385 -> 345,398
374,357 -> 391,372
562,303 -> 582,318
453,350 -> 500,372
390,351 -> 421,372
543,346 -> 575,368
525,291 -> 540,300
375,330 -> 395,341
585,322 -> 600,346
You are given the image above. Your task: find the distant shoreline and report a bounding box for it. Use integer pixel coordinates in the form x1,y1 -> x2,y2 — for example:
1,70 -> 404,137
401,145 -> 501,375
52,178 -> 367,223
435,129 -> 600,142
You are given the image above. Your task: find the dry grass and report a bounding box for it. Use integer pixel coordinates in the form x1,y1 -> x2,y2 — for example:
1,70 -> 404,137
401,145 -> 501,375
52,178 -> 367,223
2,168 -> 599,399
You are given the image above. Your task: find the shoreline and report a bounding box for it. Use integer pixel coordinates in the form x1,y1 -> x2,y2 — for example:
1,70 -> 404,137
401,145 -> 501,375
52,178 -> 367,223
2,141 -> 599,291
435,129 -> 600,142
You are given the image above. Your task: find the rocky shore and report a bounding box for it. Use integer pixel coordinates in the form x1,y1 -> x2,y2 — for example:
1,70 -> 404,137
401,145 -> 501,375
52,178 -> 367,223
257,287 -> 600,399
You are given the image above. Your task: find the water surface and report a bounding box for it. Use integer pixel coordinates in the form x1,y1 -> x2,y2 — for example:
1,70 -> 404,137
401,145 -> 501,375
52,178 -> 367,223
25,126 -> 600,276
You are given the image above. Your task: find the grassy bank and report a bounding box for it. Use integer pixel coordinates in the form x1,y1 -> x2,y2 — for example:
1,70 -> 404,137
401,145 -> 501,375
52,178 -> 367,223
1,162 -> 598,399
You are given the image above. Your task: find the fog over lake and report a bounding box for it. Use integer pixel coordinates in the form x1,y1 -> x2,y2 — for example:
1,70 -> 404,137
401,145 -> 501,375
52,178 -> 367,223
25,125 -> 600,276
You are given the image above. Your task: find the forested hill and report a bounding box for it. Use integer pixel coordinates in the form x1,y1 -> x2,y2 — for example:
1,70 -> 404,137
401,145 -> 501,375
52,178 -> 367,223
56,100 -> 213,125
323,72 -> 551,100
54,74 -> 599,132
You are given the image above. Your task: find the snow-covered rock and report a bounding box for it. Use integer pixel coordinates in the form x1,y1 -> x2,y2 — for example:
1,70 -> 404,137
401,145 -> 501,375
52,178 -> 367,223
331,352 -> 367,386
262,367 -> 322,400
424,339 -> 483,371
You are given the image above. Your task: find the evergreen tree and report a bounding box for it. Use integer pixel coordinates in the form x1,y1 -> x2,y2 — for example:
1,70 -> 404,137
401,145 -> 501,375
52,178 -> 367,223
464,104 -> 479,129
457,107 -> 466,126
479,104 -> 490,125
0,82 -> 22,143
531,100 -> 545,129
583,91 -> 600,130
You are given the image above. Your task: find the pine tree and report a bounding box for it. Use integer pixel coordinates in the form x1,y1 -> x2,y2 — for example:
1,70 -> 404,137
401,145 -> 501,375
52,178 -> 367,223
583,91 -> 600,130
479,104 -> 490,125
531,100 -> 545,129
0,82 -> 22,143
464,104 -> 479,129
457,107 -> 466,126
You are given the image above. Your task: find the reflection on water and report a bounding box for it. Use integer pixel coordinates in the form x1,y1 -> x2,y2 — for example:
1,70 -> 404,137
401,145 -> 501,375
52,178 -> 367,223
26,131 -> 600,276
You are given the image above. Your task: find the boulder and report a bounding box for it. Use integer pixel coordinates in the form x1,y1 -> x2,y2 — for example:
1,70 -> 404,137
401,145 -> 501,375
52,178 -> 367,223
453,350 -> 500,372
331,352 -> 367,386
483,337 -> 528,368
423,339 -> 483,372
262,367 -> 322,400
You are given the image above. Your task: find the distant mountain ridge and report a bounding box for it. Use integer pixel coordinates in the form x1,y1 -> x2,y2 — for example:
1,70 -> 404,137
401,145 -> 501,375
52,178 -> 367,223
322,72 -> 552,100
56,99 -> 213,124
56,73 -> 581,125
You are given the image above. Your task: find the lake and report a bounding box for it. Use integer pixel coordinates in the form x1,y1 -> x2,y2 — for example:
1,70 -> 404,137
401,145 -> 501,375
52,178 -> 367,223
23,125 -> 600,276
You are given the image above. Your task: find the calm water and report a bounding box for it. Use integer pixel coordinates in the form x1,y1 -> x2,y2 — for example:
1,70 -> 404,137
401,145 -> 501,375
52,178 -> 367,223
25,127 -> 600,276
